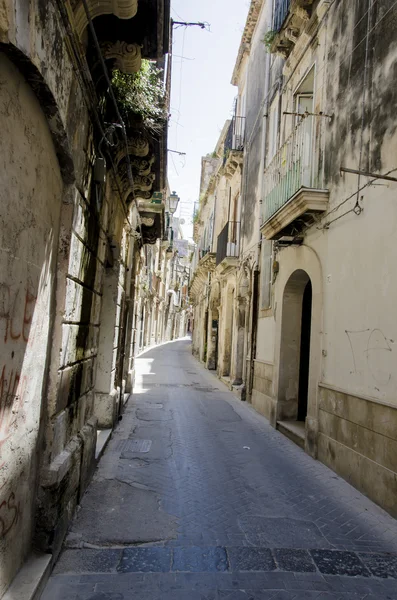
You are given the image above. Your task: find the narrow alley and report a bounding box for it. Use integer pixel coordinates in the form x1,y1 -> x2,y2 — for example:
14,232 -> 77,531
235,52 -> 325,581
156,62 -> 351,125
41,339 -> 397,600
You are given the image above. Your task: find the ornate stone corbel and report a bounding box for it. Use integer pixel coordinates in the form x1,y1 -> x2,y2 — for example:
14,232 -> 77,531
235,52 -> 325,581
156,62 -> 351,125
134,173 -> 155,191
140,216 -> 155,227
102,41 -> 142,74
295,5 -> 311,21
130,156 -> 155,175
74,0 -> 139,39
285,27 -> 300,43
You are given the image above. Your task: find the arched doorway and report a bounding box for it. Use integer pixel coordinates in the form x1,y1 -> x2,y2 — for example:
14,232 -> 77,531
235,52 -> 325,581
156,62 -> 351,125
278,270 -> 312,428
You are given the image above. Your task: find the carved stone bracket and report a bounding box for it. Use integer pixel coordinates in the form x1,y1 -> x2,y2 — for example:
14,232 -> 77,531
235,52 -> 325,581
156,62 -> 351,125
115,137 -> 150,163
102,40 -> 142,74
134,173 -> 155,192
74,0 -> 139,39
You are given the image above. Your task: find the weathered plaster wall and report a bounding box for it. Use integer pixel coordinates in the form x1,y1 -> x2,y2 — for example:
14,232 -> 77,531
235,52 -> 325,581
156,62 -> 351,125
0,53 -> 63,596
251,0 -> 397,514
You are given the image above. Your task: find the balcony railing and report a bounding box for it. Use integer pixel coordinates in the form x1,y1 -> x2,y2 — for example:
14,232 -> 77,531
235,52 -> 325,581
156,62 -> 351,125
216,221 -> 240,266
273,0 -> 291,32
223,117 -> 245,165
263,115 -> 323,223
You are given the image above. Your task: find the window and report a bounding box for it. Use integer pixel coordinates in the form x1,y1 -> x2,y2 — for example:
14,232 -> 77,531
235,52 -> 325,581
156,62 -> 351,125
294,67 -> 315,187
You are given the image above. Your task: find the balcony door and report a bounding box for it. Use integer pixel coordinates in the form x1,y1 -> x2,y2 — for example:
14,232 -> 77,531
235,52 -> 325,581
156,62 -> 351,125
295,94 -> 314,188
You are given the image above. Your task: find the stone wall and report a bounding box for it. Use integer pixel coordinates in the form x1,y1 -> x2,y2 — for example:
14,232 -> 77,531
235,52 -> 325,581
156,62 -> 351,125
251,360 -> 275,423
0,52 -> 64,597
0,0 -> 166,594
318,385 -> 397,517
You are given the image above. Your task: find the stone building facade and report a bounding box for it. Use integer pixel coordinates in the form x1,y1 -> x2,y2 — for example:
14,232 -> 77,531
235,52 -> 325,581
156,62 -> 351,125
191,0 -> 397,518
0,0 -> 176,596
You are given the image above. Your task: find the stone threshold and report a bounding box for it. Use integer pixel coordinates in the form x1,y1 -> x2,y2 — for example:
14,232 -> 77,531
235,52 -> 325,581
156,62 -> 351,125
3,551 -> 52,600
95,428 -> 112,462
277,420 -> 306,449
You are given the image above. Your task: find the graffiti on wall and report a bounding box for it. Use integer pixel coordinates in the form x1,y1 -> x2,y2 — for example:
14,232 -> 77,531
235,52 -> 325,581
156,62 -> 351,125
345,328 -> 394,386
0,491 -> 21,538
0,282 -> 37,538
0,284 -> 36,344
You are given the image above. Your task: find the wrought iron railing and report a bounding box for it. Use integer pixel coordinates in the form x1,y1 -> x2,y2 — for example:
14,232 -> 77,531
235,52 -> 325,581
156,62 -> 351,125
216,221 -> 240,266
223,117 -> 245,165
273,0 -> 291,32
263,115 -> 324,223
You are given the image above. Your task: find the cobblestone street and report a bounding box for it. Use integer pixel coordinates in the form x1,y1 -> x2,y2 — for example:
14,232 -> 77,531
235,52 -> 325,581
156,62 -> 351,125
41,339 -> 397,600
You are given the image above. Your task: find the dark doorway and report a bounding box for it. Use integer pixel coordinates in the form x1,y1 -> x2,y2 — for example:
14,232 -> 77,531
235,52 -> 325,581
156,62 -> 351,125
203,310 -> 209,362
298,280 -> 312,421
212,319 -> 219,369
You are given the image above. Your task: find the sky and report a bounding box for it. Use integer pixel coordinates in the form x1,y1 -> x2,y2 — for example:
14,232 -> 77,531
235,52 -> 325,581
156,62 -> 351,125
168,0 -> 250,237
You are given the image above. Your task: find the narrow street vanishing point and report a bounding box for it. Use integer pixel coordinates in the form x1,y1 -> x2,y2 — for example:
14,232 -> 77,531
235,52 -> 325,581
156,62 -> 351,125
41,340 -> 397,600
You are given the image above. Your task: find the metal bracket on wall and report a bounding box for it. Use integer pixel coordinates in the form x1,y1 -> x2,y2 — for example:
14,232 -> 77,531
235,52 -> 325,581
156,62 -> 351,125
340,167 -> 397,183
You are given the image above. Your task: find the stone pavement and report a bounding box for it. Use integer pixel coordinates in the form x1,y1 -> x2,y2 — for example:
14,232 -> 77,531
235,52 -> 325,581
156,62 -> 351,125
40,338 -> 397,599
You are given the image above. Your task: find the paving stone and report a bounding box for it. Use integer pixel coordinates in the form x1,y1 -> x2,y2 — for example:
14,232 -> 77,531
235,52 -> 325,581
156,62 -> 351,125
117,547 -> 171,573
54,549 -> 122,574
273,548 -> 316,573
227,547 -> 276,572
40,340 -> 397,600
310,550 -> 370,577
358,552 -> 397,579
82,594 -> 125,600
172,546 -> 229,572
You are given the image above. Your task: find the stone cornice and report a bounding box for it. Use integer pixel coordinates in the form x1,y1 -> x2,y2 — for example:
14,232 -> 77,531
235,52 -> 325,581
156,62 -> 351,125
231,0 -> 264,86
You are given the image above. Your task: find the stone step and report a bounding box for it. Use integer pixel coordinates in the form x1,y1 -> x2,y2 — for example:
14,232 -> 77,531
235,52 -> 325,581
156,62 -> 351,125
276,420 -> 306,449
3,551 -> 52,600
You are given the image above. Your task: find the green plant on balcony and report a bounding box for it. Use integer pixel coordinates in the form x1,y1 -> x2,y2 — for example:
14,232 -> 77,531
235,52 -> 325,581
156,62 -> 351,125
263,30 -> 277,52
112,60 -> 166,134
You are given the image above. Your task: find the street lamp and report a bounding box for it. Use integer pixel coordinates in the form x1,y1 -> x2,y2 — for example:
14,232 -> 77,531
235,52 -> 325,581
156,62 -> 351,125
168,191 -> 180,215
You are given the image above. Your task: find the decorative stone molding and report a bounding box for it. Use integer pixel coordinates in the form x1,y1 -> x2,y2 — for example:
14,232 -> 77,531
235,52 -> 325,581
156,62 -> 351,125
316,0 -> 332,20
270,0 -> 315,59
285,28 -> 300,43
115,137 -> 150,163
130,156 -> 155,175
224,150 -> 243,179
136,191 -> 152,200
74,0 -> 139,39
141,216 -> 154,227
134,173 -> 155,191
102,41 -> 142,74
231,0 -> 264,85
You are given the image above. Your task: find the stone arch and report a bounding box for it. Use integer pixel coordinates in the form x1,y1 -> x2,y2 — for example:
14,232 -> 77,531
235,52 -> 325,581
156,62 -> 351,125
0,43 -> 75,184
273,245 -> 323,455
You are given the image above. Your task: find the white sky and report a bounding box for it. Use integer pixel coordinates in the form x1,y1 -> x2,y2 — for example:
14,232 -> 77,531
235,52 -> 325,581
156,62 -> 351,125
168,0 -> 250,237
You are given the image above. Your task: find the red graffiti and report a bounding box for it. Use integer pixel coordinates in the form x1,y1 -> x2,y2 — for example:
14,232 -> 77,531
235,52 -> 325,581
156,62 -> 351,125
0,492 -> 21,537
0,367 -> 25,447
0,284 -> 37,344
